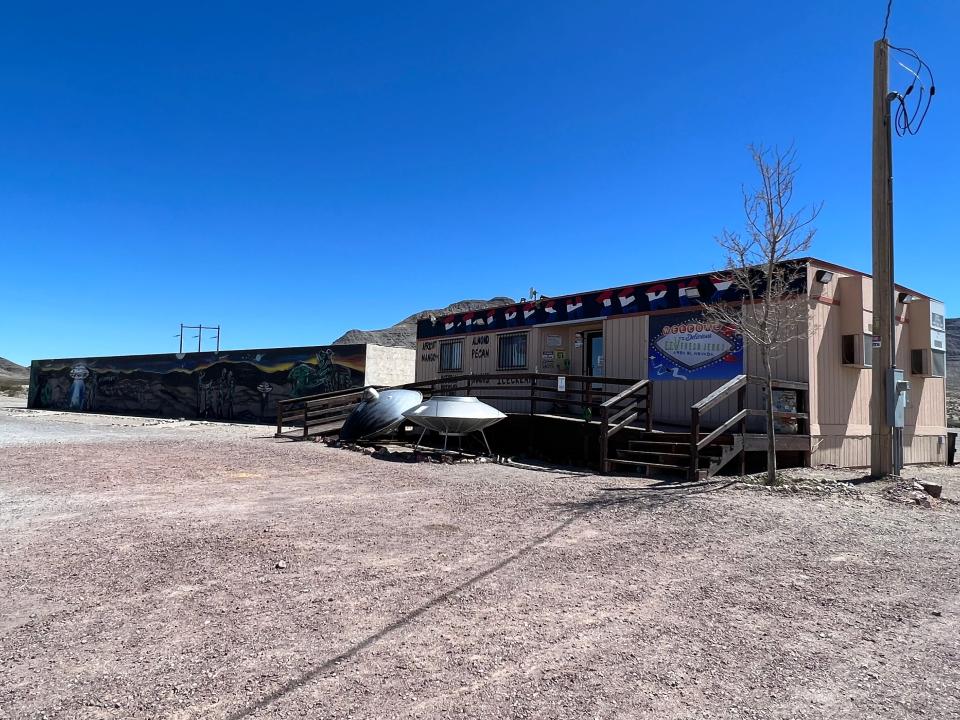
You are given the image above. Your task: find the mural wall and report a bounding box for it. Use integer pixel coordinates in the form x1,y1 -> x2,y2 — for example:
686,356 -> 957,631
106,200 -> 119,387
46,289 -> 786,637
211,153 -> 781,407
28,345 -> 367,423
416,261 -> 808,340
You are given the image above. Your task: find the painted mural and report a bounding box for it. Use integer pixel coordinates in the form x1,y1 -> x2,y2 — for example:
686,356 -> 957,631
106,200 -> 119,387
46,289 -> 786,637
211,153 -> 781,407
28,345 -> 366,423
648,312 -> 744,381
416,261 -> 807,340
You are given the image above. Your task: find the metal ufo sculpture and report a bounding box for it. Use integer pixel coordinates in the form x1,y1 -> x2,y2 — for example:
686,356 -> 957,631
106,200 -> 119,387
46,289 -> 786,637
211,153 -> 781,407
339,387 -> 423,442
402,395 -> 506,455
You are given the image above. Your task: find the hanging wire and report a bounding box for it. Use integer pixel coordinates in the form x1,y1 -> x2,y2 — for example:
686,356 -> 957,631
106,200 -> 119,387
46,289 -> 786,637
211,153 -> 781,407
887,43 -> 936,136
880,0 -> 937,136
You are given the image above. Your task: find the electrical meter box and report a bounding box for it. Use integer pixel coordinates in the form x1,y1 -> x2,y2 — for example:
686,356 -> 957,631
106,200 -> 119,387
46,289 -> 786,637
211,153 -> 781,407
886,367 -> 910,428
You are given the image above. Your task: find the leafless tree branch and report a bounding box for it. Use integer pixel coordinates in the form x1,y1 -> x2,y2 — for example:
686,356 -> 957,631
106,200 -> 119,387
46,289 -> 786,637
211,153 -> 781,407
700,145 -> 820,485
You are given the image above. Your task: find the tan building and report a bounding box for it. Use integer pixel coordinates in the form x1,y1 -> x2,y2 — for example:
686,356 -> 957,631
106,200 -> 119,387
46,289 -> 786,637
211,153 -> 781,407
414,258 -> 948,469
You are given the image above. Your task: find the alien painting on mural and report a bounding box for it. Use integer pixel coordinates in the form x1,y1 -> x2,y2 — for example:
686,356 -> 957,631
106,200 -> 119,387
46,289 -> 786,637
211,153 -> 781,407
196,367 -> 238,419
68,365 -> 89,411
287,350 -> 354,397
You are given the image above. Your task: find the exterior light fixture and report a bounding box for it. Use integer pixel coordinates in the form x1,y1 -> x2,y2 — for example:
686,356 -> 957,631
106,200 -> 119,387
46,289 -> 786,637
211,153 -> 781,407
814,269 -> 834,284
897,292 -> 918,304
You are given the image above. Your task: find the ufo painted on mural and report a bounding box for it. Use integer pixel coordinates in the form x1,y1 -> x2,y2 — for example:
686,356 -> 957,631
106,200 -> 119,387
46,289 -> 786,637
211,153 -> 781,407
339,387 -> 424,442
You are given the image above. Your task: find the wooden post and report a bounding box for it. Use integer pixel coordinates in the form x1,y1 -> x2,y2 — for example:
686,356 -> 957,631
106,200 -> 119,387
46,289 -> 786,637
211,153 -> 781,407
645,383 -> 654,432
302,403 -> 309,439
737,385 -> 747,476
600,404 -> 609,474
689,407 -> 700,481
871,39 -> 895,478
276,405 -> 283,438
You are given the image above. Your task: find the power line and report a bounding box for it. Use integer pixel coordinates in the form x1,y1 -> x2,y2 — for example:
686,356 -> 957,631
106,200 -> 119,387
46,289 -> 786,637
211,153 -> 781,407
881,0 -> 893,41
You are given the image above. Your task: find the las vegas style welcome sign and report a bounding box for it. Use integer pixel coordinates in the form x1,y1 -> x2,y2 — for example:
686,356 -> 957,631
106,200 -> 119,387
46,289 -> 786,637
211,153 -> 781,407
648,312 -> 744,381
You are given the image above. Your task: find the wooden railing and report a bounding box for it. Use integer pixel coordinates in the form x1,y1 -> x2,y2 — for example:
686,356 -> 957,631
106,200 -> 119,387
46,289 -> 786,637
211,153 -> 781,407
275,387 -> 373,439
401,372 -> 651,418
688,375 -> 809,480
274,372 -> 650,441
599,379 -> 652,473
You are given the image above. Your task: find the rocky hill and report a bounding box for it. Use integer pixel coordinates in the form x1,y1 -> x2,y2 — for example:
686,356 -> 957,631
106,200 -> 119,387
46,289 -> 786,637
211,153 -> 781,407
333,298 -> 514,349
0,356 -> 29,397
947,318 -> 959,427
0,356 -> 29,382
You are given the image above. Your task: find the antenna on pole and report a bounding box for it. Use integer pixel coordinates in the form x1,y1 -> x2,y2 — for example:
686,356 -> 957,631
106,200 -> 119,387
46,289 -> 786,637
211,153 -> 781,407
176,324 -> 222,354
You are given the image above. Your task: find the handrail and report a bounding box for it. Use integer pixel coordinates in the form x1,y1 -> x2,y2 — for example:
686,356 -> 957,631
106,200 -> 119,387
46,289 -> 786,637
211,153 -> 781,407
689,375 -> 809,480
599,379 -> 652,473
697,409 -> 749,451
692,375 -> 748,414
602,379 -> 651,409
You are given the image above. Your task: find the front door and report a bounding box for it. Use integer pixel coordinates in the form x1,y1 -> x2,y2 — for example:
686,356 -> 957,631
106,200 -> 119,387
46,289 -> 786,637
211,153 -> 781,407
587,332 -> 604,378
586,332 -> 604,407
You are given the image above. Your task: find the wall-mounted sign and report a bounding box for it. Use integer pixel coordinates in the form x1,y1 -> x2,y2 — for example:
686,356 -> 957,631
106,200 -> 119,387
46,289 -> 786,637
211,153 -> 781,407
648,312 -> 743,381
557,376 -> 566,392
546,334 -> 563,348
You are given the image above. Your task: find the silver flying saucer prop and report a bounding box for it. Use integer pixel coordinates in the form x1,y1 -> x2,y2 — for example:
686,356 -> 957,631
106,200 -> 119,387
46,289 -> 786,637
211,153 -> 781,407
402,395 -> 506,455
339,387 -> 424,442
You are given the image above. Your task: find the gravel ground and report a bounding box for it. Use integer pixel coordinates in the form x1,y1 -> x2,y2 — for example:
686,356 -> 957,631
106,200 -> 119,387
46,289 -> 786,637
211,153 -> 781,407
1,406 -> 959,719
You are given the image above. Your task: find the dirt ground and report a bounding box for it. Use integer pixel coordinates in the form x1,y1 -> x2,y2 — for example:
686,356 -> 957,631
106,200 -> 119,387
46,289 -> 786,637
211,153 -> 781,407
2,403 -> 960,719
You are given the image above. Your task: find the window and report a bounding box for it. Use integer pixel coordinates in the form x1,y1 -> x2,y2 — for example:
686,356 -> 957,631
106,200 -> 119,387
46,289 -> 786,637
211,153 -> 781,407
497,332 -> 528,370
439,340 -> 463,373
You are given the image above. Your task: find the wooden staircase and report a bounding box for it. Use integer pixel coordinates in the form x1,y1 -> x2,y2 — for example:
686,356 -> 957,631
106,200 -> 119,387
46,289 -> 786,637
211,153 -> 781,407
606,430 -> 744,480
599,374 -> 809,480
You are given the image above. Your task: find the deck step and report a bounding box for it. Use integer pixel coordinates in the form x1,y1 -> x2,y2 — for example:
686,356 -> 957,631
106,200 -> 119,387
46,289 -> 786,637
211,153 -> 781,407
606,458 -> 688,471
626,441 -> 724,456
615,450 -> 714,468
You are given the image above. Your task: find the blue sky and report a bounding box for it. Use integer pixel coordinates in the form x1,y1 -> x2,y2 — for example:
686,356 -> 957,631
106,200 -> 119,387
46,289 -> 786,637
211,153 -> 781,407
1,1 -> 956,366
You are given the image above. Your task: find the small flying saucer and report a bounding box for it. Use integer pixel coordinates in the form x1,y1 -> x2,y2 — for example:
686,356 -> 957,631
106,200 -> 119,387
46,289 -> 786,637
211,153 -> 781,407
339,388 -> 424,442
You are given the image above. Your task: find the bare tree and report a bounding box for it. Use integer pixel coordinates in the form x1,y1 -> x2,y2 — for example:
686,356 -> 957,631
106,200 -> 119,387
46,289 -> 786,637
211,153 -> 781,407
701,145 -> 821,485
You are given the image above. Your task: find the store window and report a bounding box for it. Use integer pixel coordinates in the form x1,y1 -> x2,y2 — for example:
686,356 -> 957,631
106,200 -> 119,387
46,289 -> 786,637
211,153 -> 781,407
497,332 -> 528,370
439,340 -> 463,373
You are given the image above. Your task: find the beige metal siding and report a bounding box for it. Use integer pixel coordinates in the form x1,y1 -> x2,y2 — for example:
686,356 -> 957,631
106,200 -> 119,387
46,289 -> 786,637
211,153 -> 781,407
807,262 -> 947,466
415,329 -> 535,414
604,311 -> 809,429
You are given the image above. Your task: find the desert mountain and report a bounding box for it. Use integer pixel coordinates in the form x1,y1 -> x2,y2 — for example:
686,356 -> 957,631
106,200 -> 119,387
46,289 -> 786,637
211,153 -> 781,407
946,317 -> 959,360
0,356 -> 29,382
333,297 -> 515,349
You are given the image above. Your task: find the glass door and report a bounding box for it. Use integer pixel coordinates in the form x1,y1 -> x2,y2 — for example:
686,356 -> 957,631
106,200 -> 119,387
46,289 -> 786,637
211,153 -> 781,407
586,332 -> 604,405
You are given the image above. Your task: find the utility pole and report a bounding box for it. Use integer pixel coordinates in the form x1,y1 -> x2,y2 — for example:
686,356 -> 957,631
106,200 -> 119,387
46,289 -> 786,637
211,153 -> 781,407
871,39 -> 895,477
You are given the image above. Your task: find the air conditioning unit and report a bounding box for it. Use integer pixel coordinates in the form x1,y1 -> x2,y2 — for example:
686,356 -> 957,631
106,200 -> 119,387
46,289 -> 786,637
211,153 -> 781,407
841,333 -> 873,368
908,298 -> 946,377
911,348 -> 946,378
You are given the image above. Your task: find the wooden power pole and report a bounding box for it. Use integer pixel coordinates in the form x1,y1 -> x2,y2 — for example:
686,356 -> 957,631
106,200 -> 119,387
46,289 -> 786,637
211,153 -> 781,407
871,39 -> 895,477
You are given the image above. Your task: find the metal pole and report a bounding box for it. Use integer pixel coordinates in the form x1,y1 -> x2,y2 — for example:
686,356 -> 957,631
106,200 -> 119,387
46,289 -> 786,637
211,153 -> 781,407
216,325 -> 220,353
179,324 -> 183,354
871,39 -> 895,477
198,324 -> 202,353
